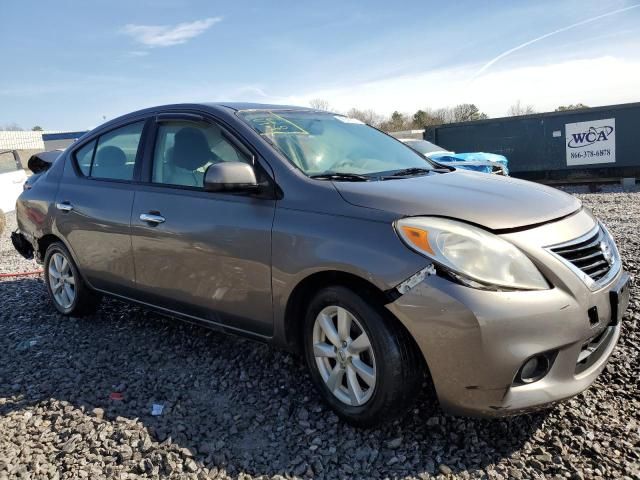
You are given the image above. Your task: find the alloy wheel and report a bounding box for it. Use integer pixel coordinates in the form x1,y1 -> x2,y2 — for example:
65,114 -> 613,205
48,252 -> 76,309
312,305 -> 377,406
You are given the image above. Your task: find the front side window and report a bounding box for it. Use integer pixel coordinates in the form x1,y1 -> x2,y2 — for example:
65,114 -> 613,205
152,121 -> 250,188
238,111 -> 433,177
90,122 -> 144,180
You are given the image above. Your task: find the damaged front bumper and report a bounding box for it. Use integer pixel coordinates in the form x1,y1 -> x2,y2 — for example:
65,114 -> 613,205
386,265 -> 628,417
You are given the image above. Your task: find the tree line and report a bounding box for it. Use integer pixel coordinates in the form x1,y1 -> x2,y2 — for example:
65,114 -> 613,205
309,99 -> 590,131
0,124 -> 43,131
2,102 -> 590,133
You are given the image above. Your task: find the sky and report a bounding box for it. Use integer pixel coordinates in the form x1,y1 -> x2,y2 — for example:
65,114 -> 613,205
1,0 -> 639,130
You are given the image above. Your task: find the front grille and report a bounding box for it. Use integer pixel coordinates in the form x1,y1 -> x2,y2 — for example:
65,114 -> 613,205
550,227 -> 613,282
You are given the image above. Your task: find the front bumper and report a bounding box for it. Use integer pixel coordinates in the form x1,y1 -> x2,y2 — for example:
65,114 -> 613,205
386,210 -> 629,417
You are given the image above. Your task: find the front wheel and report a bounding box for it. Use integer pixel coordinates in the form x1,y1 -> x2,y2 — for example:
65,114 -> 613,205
303,286 -> 424,427
44,242 -> 101,316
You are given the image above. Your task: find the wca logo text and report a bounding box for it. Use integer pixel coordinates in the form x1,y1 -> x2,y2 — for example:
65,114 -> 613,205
567,125 -> 614,149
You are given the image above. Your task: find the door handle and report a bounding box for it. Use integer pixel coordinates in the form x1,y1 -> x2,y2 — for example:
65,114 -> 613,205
56,202 -> 74,212
140,213 -> 165,224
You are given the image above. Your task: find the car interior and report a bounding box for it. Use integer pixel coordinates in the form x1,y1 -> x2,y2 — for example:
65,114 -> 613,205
91,145 -> 132,181
153,124 -> 246,187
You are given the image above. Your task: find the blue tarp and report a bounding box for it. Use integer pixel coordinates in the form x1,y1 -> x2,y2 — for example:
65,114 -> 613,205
430,152 -> 509,175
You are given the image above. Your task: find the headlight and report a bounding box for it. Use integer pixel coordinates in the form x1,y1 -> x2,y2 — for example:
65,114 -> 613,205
395,217 -> 548,291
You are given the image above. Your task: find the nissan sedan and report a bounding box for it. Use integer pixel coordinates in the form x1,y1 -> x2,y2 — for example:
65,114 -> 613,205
12,103 -> 629,426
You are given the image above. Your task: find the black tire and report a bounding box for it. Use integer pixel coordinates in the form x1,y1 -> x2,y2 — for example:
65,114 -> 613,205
44,242 -> 101,316
303,285 -> 424,427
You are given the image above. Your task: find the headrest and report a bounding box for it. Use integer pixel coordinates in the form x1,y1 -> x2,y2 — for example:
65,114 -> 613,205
95,146 -> 126,167
172,127 -> 212,170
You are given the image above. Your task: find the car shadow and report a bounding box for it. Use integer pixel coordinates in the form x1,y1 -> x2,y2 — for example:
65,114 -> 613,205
0,277 -> 547,478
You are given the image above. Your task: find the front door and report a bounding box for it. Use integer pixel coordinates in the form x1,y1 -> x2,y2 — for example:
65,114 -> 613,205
130,117 -> 276,336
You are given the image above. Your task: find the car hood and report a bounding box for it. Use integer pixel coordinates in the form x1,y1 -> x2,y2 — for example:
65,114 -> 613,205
334,170 -> 581,230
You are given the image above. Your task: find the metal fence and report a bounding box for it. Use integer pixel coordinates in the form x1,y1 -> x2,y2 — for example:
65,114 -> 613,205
42,131 -> 87,150
0,131 -> 48,150
0,130 -> 87,152
425,102 -> 640,183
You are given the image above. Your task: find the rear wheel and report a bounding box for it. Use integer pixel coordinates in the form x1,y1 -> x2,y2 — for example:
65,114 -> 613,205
44,242 -> 101,316
303,286 -> 423,427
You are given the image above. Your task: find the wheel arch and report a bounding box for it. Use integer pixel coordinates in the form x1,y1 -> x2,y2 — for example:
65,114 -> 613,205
37,233 -> 64,262
282,270 -> 423,363
36,233 -> 93,289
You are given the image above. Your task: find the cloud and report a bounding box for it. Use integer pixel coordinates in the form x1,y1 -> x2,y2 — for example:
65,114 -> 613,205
268,56 -> 640,118
122,17 -> 222,48
473,3 -> 640,78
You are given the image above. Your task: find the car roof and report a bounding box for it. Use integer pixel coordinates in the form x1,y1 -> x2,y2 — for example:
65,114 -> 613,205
80,102 -> 325,141
206,102 -> 316,112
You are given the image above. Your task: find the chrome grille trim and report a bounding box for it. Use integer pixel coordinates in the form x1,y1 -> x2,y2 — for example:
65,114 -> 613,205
546,223 -> 621,291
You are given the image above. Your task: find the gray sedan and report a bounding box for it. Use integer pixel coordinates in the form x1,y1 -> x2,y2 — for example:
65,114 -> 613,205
12,103 -> 629,426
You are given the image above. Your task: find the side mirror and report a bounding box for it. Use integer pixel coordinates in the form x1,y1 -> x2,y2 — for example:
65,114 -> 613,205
204,162 -> 258,192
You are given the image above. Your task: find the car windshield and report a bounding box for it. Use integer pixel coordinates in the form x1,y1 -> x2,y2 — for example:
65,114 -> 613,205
404,139 -> 445,154
238,110 -> 433,177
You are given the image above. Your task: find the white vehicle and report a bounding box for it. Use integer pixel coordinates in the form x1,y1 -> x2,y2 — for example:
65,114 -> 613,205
0,150 -> 27,214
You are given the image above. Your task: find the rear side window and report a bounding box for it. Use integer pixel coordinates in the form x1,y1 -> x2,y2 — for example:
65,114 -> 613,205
91,122 -> 144,180
74,121 -> 144,181
75,140 -> 96,176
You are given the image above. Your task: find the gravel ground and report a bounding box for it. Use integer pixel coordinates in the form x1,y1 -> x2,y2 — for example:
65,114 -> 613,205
0,192 -> 639,480
0,211 -> 39,274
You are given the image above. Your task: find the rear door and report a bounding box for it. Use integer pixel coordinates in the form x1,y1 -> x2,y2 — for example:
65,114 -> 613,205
55,119 -> 148,294
129,113 -> 276,336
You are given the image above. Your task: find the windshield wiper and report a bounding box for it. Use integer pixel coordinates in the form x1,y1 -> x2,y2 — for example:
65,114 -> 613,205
310,172 -> 371,181
381,167 -> 432,179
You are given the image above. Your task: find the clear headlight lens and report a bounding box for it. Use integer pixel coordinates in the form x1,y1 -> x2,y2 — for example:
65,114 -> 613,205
395,217 -> 548,290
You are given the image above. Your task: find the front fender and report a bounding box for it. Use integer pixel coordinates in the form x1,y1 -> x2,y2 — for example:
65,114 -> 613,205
271,207 -> 427,346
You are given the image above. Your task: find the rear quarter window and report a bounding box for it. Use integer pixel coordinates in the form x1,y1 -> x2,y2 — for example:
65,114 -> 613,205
74,140 -> 96,176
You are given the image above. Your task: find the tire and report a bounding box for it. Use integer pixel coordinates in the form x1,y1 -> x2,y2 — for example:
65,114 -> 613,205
44,242 -> 101,316
303,285 -> 423,427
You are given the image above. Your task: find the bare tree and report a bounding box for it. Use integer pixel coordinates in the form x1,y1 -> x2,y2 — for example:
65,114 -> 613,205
309,98 -> 331,111
380,111 -> 414,132
346,108 -> 384,127
555,103 -> 589,112
2,123 -> 23,131
430,108 -> 453,125
450,104 -> 488,122
412,110 -> 430,129
411,108 -> 455,128
507,100 -> 536,116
